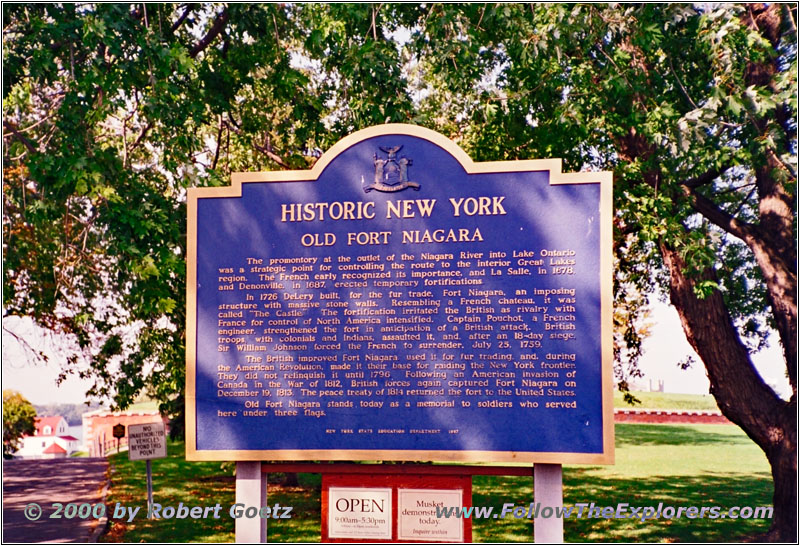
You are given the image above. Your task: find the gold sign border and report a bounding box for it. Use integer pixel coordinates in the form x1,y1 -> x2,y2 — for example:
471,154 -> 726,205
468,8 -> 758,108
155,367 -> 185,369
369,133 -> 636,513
186,124 -> 614,464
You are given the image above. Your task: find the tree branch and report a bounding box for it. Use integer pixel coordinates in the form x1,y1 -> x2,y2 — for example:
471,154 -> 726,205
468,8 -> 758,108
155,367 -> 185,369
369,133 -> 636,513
130,121 -> 153,152
189,8 -> 229,58
682,165 -> 731,189
1,113 -> 54,135
593,43 -> 633,90
730,185 -> 758,219
669,58 -> 698,109
660,241 -> 787,451
253,134 -> 288,168
3,120 -> 38,154
683,177 -> 798,372
368,4 -> 383,40
782,4 -> 797,36
681,183 -> 755,242
2,324 -> 50,364
768,146 -> 798,182
211,115 -> 223,171
272,12 -> 281,48
170,3 -> 196,34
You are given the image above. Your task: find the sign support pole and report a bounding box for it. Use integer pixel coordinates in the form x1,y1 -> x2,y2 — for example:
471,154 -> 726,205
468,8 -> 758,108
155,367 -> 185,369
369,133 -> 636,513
146,459 -> 154,518
533,463 -> 563,543
127,422 -> 166,518
235,461 -> 267,543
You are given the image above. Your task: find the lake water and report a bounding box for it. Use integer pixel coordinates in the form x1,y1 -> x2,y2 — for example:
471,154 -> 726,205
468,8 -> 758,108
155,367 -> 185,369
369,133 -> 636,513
68,424 -> 83,445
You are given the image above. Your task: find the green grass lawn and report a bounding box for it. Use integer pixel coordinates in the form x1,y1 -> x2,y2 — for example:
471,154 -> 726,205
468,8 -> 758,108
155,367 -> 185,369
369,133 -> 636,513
101,423 -> 771,543
613,391 -> 720,411
101,446 -> 235,543
125,400 -> 161,412
473,424 -> 772,542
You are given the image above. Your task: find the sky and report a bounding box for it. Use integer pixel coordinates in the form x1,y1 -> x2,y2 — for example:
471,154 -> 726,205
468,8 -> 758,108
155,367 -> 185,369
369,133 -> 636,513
637,300 -> 790,398
2,301 -> 790,405
2,316 -> 97,406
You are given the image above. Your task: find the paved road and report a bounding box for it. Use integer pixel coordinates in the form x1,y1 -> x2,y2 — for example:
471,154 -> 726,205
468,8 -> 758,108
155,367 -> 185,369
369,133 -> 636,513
3,458 -> 109,543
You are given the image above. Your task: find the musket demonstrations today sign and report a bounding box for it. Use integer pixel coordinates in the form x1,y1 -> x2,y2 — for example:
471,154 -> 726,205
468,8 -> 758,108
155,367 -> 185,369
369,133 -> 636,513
186,124 -> 613,464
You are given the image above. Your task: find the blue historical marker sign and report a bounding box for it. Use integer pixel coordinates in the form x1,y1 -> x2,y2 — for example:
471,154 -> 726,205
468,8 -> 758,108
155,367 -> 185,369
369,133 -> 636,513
186,125 -> 613,463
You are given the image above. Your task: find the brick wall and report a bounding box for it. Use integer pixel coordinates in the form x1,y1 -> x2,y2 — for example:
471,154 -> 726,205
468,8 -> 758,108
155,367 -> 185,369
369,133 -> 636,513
614,409 -> 730,424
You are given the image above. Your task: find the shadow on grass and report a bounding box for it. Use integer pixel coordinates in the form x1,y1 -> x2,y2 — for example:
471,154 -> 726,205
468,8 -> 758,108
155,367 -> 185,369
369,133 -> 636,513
471,471 -> 772,543
614,424 -> 753,447
101,427 -> 773,543
101,442 -> 237,543
266,470 -> 772,543
101,443 -> 323,544
263,474 -> 321,543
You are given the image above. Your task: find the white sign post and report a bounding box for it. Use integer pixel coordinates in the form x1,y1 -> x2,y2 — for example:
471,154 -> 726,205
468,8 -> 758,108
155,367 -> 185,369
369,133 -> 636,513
534,464 -> 564,542
235,462 -> 267,543
128,422 -> 167,518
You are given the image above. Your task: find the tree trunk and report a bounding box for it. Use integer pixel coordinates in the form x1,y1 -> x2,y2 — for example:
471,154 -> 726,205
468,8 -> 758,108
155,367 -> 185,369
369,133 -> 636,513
766,422 -> 798,542
281,472 -> 299,487
752,161 -> 798,393
745,3 -> 798,393
661,244 -> 797,541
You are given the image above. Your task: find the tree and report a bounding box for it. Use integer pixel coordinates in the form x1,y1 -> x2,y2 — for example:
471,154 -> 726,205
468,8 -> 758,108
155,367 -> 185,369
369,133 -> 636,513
405,4 -> 796,540
3,4 -> 796,540
2,3 -> 419,419
3,390 -> 37,458
3,3 -> 330,427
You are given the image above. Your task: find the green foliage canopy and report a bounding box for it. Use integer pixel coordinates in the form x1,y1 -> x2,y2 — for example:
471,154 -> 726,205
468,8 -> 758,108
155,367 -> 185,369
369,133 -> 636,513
3,390 -> 37,457
5,2 -> 793,407
2,7 -> 796,535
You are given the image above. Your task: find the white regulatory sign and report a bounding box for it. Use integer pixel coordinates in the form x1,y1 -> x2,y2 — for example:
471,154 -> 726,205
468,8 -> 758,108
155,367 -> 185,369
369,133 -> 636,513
328,487 -> 392,539
397,489 -> 464,542
128,422 -> 167,461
